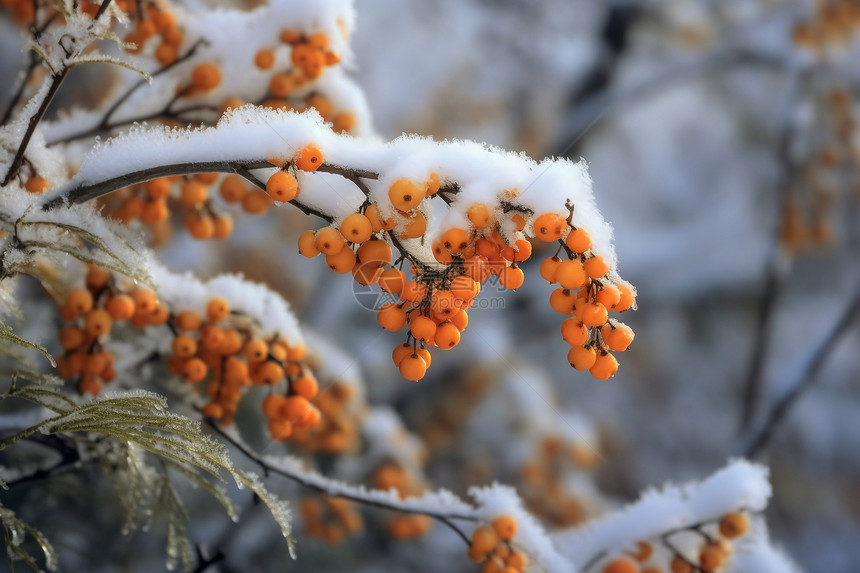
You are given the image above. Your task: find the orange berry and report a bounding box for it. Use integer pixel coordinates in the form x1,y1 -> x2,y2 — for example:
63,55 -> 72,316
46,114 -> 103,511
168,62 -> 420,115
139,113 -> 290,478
561,319 -> 589,347
281,395 -> 311,422
699,545 -> 725,572
174,310 -> 202,331
182,357 -> 207,383
430,290 -> 460,320
441,228 -> 470,254
615,284 -> 635,312
59,326 -> 86,350
326,246 -> 356,274
180,180 -> 208,206
511,213 -> 527,231
565,228 -> 592,253
298,229 -> 321,257
401,281 -> 428,304
357,239 -> 391,266
471,526 -> 499,553
568,345 -> 597,370
155,42 -> 178,65
590,351 -> 618,380
332,112 -> 356,133
464,255 -> 491,283
141,199 -> 169,224
409,315 -> 436,342
172,334 -> 198,358
65,288 -> 94,316
266,170 -> 299,202
294,144 -> 324,172
432,241 -> 453,265
200,325 -> 224,350
365,203 -> 396,232
262,394 -> 287,418
220,175 -> 248,203
580,301 -> 608,328
501,239 -> 533,262
217,329 -> 243,356
550,288 -> 577,314
601,322 -> 634,352
584,256 -> 610,279
24,176 -> 49,194
253,361 -> 285,385
379,268 -> 406,296
206,297 -> 230,322
670,557 -> 692,573
719,512 -> 748,539
491,515 -> 517,540
241,189 -> 274,214
292,375 -> 318,400
506,553 -> 528,569
499,266 -> 525,290
244,339 -> 269,363
602,558 -> 639,573
388,179 -> 425,211
269,74 -> 295,98
450,309 -> 469,332
83,352 -> 110,376
399,353 -> 428,381
435,323 -> 460,349
201,402 -> 224,420
467,203 -> 493,228
534,213 -> 567,242
255,48 -> 275,69
450,276 -> 478,301
476,238 -> 501,259
212,213 -> 234,239
392,343 -> 412,366
78,376 -> 101,395
145,178 -> 171,200
633,543 -> 653,562
84,309 -> 112,337
353,261 -> 383,285
85,265 -> 111,290
340,213 -> 373,244
191,63 -> 221,91
398,210 -> 426,239
378,303 -> 407,332
596,285 -> 621,310
184,211 -> 214,239
268,418 -> 293,441
314,226 -> 346,255
556,259 -> 586,290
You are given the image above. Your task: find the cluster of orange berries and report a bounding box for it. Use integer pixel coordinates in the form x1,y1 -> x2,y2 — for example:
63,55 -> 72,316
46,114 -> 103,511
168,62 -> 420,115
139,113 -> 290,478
161,296 -> 318,439
122,4 -> 183,65
467,515 -> 528,573
288,381 -> 361,454
599,512 -> 749,573
536,210 -> 635,379
792,0 -> 860,52
299,495 -> 363,544
519,436 -> 598,528
372,462 -> 433,539
55,265 -> 168,395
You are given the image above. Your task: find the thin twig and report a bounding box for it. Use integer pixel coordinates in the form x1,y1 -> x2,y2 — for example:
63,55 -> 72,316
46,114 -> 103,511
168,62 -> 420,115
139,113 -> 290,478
742,285 -> 860,458
2,68 -> 69,186
0,53 -> 39,127
93,0 -> 113,21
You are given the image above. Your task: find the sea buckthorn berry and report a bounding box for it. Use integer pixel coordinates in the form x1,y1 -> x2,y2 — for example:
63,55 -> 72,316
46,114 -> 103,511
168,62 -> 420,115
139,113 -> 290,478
365,203 -> 395,232
262,394 -> 287,418
65,288 -> 94,316
534,213 -> 567,242
602,558 -> 639,573
414,347 -> 432,368
596,285 -> 621,310
172,334 -> 198,358
242,189 -> 275,214
292,375 -> 319,400
326,246 -> 356,274
633,543 -> 653,562
174,310 -> 202,331
78,376 -> 101,395
398,210 -> 427,239
268,418 -> 293,441
191,63 -> 221,91
298,229 -> 321,258
410,315 -> 437,342
193,172 -> 219,185
145,178 -> 171,200
556,259 -> 587,290
491,515 -> 517,540
477,238 -> 501,259
307,94 -> 333,120
450,276 -> 478,301
379,268 -> 406,296
254,361 -> 285,385
561,319 -> 589,347
184,211 -> 214,239
279,28 -> 302,44
266,170 -> 299,202
332,112 -> 356,133
59,326 -> 86,350
550,288 -> 577,314
441,228 -> 470,254
294,144 -> 324,172
471,526 -> 499,554
206,297 -> 230,322
450,309 -> 469,332
269,74 -> 295,98
353,261 -> 383,285
281,395 -> 311,422
85,309 -> 113,337
142,199 -> 169,224
357,239 -> 392,266
467,203 -> 493,228
464,255 -> 491,283
565,228 -> 592,253
501,239 -> 533,262
86,265 -> 111,290
719,512 -> 748,538
218,328 -> 243,356
430,290 -> 460,319
200,325 -> 224,350
392,343 -> 412,366
388,179 -> 425,211
155,42 -> 179,65
220,175 -> 248,203
511,213 -> 527,231
244,339 -> 269,363
340,213 -> 373,244
580,301 -> 608,328
670,557 -> 692,573
468,546 -> 488,564
24,176 -> 49,194
590,351 -> 618,380
378,303 -> 407,332
584,255 -> 610,279
499,266 -> 525,290
698,544 -> 725,572
182,357 -> 208,383
83,352 -> 110,376
201,402 -> 224,420
212,214 -> 234,239
568,345 -> 597,370
314,226 -> 346,255
255,48 -> 275,69
435,323 -> 460,349
601,322 -> 634,352
506,552 -> 528,569
401,281 -> 428,304
432,241 -> 453,265
615,284 -> 635,312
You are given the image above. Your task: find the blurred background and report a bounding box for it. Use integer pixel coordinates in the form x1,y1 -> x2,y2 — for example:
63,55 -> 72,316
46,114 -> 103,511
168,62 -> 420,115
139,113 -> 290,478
3,0 -> 860,571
